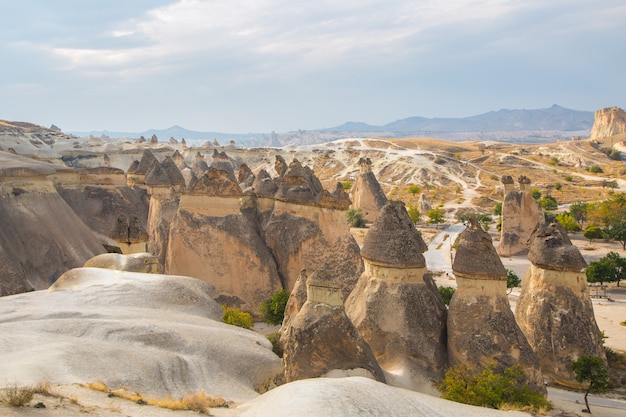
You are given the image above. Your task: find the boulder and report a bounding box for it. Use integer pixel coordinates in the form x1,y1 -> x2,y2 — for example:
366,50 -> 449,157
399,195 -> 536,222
448,220 -> 545,394
84,252 -> 159,273
280,270 -> 385,383
515,222 -> 606,387
346,201 -> 447,392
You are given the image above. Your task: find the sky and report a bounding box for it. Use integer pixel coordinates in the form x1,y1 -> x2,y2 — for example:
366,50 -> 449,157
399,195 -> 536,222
1,0 -> 625,133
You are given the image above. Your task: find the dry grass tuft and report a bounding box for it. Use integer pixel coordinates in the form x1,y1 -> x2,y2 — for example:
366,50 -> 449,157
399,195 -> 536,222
0,383 -> 34,407
83,380 -> 228,414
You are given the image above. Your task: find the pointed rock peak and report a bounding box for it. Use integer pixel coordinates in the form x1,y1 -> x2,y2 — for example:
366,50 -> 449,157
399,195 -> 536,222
144,156 -> 185,187
275,155 -> 288,177
161,156 -> 185,185
135,149 -> 158,174
238,163 -> 254,181
195,152 -> 205,162
127,159 -> 140,174
501,175 -> 514,184
189,167 -> 242,197
361,200 -> 427,267
252,169 -> 278,197
527,222 -> 587,271
453,220 -> 506,279
212,148 -> 229,160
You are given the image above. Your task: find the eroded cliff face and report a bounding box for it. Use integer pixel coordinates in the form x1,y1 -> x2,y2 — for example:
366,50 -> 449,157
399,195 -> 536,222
349,158 -> 387,222
590,106 -> 626,139
0,152 -> 105,295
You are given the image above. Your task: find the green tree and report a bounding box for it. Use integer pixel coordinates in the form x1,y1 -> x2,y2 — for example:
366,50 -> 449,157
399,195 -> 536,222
438,286 -> 455,306
570,202 -> 588,227
427,207 -> 446,229
493,202 -> 502,217
587,252 -> 626,287
408,184 -> 421,196
571,355 -> 609,414
506,269 -> 521,294
538,195 -> 558,211
583,225 -> 603,243
346,208 -> 366,228
604,220 -> 626,250
439,363 -> 549,411
407,204 -> 421,224
556,213 -> 581,233
259,289 -> 290,325
531,187 -> 542,200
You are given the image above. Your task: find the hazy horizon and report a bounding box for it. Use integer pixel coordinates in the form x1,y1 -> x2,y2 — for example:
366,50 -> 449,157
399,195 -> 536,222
1,1 -> 624,133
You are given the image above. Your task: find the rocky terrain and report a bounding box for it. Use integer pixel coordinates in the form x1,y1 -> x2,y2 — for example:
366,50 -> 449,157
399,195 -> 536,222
1,107 -> 626,417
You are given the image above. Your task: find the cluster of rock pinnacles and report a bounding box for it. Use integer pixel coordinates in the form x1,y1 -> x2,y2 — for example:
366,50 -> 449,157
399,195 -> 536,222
124,149 -> 603,393
279,178 -> 605,394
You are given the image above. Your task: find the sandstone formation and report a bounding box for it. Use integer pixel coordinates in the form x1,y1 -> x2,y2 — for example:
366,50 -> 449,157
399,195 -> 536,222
0,152 -> 105,295
448,220 -> 545,394
497,175 -> 543,256
280,269 -> 385,383
280,268 -> 309,334
144,154 -> 185,270
54,167 -> 149,253
83,252 -> 159,273
418,192 -> 432,215
590,106 -> 626,139
0,267 -> 282,401
515,222 -> 606,387
349,157 -> 388,222
345,200 -> 447,393
167,152 -> 363,312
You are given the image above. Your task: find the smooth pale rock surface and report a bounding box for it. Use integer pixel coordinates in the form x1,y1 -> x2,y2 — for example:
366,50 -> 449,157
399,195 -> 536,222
590,106 -> 626,139
83,252 -> 159,273
236,376 -> 530,417
0,268 -> 283,402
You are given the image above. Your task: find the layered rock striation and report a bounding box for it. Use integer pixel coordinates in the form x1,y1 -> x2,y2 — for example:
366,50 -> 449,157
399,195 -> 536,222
590,106 -> 626,139
515,222 -> 606,387
448,219 -> 545,394
0,152 -> 105,295
345,200 -> 447,392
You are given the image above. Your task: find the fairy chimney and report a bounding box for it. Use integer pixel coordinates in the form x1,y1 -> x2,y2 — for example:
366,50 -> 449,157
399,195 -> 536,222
345,200 -> 447,392
449,219 -> 545,395
515,222 -> 606,387
349,158 -> 388,222
280,269 -> 385,383
497,176 -> 543,256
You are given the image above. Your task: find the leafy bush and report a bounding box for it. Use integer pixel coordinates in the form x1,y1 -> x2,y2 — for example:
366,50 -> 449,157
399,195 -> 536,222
341,181 -> 352,190
531,187 -> 541,200
506,269 -> 521,294
538,195 -> 558,211
571,355 -> 609,414
547,156 -> 559,166
564,174 -> 573,181
222,305 -> 253,329
259,289 -> 290,325
0,383 -> 34,407
583,225 -> 603,243
408,184 -> 421,195
346,208 -> 366,228
439,363 -> 549,411
438,286 -> 455,306
587,165 -> 604,173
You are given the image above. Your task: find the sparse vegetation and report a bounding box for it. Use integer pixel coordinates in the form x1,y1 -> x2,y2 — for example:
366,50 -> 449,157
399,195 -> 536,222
538,195 -> 558,211
547,156 -> 559,166
571,355 -> 609,414
438,286 -> 455,306
506,269 -> 521,294
427,207 -> 446,229
222,305 -> 254,329
408,184 -> 421,196
341,181 -> 352,190
587,165 -> 604,174
346,208 -> 366,228
259,289 -> 290,325
439,363 -> 549,411
564,174 -> 573,181
583,225 -> 603,244
586,252 -> 626,287
531,187 -> 541,200
407,204 -> 421,224
266,332 -> 283,357
0,383 -> 34,407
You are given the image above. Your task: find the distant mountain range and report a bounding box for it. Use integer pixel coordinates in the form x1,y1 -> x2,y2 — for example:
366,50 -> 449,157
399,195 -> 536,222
70,104 -> 595,146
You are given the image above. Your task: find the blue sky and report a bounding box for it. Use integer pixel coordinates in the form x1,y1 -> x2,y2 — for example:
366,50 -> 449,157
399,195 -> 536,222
1,0 -> 624,133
